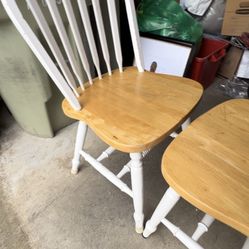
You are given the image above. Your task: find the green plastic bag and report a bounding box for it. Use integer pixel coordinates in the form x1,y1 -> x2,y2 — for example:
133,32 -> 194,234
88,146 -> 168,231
137,0 -> 203,43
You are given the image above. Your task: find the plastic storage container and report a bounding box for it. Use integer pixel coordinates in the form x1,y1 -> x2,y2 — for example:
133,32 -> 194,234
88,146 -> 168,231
189,37 -> 229,88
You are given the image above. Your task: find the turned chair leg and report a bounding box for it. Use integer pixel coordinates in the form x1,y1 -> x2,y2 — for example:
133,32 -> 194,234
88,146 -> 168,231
242,238 -> 249,249
71,121 -> 88,175
130,153 -> 144,233
192,214 -> 215,241
143,187 -> 180,237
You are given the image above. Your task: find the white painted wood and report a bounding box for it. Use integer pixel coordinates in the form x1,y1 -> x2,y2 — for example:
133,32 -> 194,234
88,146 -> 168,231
170,132 -> 179,138
169,119 -> 191,138
80,150 -> 133,197
170,119 -> 191,138
242,238 -> 249,249
142,149 -> 150,158
143,187 -> 180,238
46,0 -> 85,90
26,0 -> 80,97
96,146 -> 115,162
124,0 -> 144,72
161,218 -> 204,249
117,162 -> 131,179
192,214 -> 215,241
107,0 -> 123,72
130,153 -> 144,233
181,117 -> 191,131
71,121 -> 88,174
1,0 -> 81,110
62,0 -> 93,85
92,0 -> 112,75
77,0 -> 102,79
117,149 -> 150,179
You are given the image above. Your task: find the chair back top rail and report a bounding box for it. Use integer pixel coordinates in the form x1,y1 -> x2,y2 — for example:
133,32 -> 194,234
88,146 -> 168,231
1,0 -> 144,110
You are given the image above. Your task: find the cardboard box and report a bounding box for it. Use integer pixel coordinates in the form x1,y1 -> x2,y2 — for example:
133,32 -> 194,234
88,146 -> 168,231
221,0 -> 249,36
218,46 -> 244,79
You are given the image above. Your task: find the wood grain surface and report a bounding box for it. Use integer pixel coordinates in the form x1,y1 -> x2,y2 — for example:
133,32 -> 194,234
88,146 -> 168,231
62,67 -> 203,152
162,99 -> 249,236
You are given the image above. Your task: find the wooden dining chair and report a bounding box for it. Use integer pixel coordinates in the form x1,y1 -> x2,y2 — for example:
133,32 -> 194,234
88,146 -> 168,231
1,0 -> 203,233
143,99 -> 249,248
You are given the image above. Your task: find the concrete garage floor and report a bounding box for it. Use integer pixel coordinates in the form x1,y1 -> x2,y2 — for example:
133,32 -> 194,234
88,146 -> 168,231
0,79 -> 246,249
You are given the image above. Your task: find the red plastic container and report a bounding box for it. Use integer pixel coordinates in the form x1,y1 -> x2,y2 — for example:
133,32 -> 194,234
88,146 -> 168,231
189,37 -> 230,88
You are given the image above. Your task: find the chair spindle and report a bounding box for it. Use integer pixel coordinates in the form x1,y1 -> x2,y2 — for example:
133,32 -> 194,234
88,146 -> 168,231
107,0 -> 123,72
46,0 -> 85,90
2,0 -> 81,110
92,0 -> 112,75
62,0 -> 93,85
26,0 -> 80,97
124,0 -> 144,72
77,0 -> 102,79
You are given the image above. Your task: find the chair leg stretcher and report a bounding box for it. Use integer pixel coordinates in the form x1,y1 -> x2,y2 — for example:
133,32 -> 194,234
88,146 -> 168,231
192,214 -> 215,241
143,187 -> 217,249
96,146 -> 116,162
80,150 -> 133,197
161,218 -> 204,249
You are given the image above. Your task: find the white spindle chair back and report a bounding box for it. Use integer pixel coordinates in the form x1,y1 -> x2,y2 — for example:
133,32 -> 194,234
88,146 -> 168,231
1,0 -> 144,110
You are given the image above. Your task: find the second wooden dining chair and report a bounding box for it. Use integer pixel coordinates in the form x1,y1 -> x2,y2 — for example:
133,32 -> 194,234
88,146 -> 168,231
2,0 -> 203,233
143,99 -> 249,248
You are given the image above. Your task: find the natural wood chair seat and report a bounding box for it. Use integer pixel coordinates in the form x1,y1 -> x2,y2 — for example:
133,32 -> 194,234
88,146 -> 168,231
62,67 -> 203,153
162,99 -> 249,236
143,99 -> 249,249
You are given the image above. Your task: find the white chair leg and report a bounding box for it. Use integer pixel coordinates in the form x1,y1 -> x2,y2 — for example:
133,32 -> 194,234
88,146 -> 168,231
71,121 -> 88,175
143,187 -> 180,238
130,152 -> 144,234
242,238 -> 249,249
181,117 -> 191,131
192,214 -> 215,241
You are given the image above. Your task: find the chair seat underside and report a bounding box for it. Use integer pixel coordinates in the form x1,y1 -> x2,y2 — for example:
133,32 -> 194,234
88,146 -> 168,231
62,67 -> 203,153
162,99 -> 249,237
